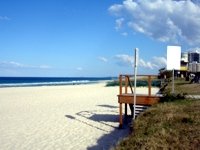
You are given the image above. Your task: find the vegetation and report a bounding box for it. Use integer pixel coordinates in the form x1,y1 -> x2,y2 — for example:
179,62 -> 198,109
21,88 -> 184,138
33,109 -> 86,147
106,80 -> 161,87
115,100 -> 200,150
164,78 -> 200,95
114,79 -> 200,150
106,80 -> 120,87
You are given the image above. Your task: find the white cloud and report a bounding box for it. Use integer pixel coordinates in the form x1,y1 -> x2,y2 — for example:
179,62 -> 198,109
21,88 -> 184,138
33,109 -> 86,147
76,67 -> 83,71
121,32 -> 128,36
39,65 -> 52,69
109,0 -> 200,45
109,4 -> 123,16
187,47 -> 200,52
98,56 -> 108,62
0,16 -> 10,21
138,56 -> 167,69
115,54 -> 133,66
115,18 -> 129,36
139,59 -> 157,69
114,54 -> 166,69
0,61 -> 52,69
0,61 -> 25,68
115,18 -> 124,30
152,56 -> 167,67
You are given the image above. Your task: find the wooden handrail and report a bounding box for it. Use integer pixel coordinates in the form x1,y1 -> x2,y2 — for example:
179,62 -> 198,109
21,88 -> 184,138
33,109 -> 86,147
125,75 -> 128,94
127,76 -> 134,94
119,74 -> 159,96
148,75 -> 152,96
119,75 -> 134,95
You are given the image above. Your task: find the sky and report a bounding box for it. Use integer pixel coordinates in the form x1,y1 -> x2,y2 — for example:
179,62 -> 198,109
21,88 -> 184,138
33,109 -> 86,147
1,0 -> 200,77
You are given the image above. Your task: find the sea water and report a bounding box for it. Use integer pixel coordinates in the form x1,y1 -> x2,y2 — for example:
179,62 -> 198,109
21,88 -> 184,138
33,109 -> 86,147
0,77 -> 115,88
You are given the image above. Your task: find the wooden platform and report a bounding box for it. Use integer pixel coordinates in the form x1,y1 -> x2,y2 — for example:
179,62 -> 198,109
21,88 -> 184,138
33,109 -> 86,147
118,94 -> 160,105
117,75 -> 162,128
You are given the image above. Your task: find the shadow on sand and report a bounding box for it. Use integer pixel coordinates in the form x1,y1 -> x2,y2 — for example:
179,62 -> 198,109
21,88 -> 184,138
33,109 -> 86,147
65,104 -> 131,150
86,123 -> 131,150
96,104 -> 118,109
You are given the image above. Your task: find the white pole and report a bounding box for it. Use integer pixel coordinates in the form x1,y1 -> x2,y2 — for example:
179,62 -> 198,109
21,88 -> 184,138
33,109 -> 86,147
133,48 -> 139,119
172,69 -> 174,93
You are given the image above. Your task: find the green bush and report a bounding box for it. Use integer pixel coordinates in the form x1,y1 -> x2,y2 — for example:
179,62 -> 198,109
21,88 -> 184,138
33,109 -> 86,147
160,92 -> 187,102
106,80 -> 161,87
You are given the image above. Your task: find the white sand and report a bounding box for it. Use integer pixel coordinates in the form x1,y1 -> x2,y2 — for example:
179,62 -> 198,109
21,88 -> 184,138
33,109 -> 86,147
0,83 -> 159,150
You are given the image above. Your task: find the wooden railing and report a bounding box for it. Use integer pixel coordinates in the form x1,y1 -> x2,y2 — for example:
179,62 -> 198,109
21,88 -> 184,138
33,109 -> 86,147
119,75 -> 134,95
119,74 -> 158,97
118,74 -> 162,128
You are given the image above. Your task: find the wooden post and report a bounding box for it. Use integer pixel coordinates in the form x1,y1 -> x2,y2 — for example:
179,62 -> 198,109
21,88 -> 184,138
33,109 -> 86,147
148,75 -> 152,96
119,103 -> 123,128
119,75 -> 123,128
119,75 -> 122,95
125,76 -> 128,117
125,75 -> 128,94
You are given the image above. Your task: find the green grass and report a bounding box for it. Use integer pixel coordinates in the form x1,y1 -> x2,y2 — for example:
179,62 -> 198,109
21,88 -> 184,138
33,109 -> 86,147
114,100 -> 200,150
164,79 -> 200,95
114,79 -> 200,150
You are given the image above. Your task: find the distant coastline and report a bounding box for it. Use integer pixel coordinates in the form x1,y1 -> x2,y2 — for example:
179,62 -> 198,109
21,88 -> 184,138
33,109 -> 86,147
0,77 -> 116,88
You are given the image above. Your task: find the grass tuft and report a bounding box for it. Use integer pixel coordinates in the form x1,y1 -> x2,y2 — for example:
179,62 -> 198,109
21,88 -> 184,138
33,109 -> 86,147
115,100 -> 200,149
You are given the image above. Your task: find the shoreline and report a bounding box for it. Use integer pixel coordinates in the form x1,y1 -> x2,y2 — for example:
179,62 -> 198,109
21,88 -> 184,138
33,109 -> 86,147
0,80 -> 112,88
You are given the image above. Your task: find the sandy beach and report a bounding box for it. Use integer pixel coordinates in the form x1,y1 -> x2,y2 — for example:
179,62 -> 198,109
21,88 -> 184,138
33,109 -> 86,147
0,82 -> 159,150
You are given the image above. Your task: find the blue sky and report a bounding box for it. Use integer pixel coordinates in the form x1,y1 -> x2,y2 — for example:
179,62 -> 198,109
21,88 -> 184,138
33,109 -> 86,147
1,0 -> 200,77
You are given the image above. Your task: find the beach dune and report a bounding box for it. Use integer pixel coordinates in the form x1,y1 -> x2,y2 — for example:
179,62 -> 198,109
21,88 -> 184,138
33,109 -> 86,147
0,83 -> 159,150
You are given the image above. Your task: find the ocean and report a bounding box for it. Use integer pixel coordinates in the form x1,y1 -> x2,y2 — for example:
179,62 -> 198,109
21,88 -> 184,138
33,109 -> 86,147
0,77 -> 115,88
